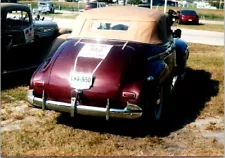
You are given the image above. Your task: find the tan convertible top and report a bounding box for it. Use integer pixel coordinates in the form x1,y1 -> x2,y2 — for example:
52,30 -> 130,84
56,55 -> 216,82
71,6 -> 170,44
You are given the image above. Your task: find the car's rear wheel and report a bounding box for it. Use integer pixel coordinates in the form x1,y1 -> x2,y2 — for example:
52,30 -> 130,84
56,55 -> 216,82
142,80 -> 170,122
154,85 -> 164,121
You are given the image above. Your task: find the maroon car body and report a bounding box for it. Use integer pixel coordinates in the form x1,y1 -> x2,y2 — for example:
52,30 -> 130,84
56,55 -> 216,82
177,9 -> 199,24
27,6 -> 188,121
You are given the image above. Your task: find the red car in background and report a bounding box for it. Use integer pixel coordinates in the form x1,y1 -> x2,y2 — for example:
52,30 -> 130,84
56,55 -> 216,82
177,10 -> 199,25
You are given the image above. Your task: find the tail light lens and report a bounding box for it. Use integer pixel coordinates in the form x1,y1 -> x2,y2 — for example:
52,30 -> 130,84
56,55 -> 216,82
122,92 -> 136,99
34,81 -> 44,87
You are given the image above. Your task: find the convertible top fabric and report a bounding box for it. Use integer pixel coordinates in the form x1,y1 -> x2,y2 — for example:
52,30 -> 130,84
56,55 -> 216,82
71,6 -> 170,44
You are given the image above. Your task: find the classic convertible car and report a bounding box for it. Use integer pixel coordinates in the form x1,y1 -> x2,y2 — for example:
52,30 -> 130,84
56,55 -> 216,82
27,6 -> 189,121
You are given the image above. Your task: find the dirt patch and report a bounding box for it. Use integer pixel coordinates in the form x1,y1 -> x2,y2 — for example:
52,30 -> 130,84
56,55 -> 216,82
1,101 -> 57,133
189,117 -> 224,145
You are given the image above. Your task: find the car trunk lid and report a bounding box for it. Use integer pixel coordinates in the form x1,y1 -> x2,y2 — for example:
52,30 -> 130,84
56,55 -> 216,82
47,39 -> 131,108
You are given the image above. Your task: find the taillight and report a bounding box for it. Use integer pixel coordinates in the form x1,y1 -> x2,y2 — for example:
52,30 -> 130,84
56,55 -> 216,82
34,81 -> 44,87
122,92 -> 136,99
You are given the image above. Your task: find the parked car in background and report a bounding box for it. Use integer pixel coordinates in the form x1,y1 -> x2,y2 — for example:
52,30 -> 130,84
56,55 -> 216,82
118,0 -> 124,4
138,0 -> 178,7
33,1 -> 55,14
33,15 -> 59,39
27,6 -> 189,122
1,3 -> 39,74
1,3 -> 70,75
1,3 -> 34,54
137,3 -> 151,8
84,1 -> 106,10
177,9 -> 199,24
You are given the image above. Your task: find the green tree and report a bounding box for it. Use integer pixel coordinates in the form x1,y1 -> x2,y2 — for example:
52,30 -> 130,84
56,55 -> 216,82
208,0 -> 224,9
128,0 -> 141,4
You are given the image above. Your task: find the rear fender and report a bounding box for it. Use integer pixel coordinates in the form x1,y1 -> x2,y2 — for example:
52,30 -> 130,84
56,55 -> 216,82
29,39 -> 71,96
120,79 -> 146,105
120,60 -> 170,107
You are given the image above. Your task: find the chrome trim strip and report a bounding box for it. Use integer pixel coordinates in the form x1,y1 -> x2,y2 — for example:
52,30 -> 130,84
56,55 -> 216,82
106,99 -> 110,120
42,90 -> 46,110
27,90 -> 142,119
147,46 -> 172,61
122,41 -> 128,50
36,31 -> 55,38
74,38 -> 81,47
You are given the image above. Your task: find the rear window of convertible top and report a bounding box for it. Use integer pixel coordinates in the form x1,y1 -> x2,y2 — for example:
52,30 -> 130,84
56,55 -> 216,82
91,21 -> 130,31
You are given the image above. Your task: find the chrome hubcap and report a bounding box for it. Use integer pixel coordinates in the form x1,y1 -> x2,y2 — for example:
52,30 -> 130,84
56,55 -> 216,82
172,76 -> 178,87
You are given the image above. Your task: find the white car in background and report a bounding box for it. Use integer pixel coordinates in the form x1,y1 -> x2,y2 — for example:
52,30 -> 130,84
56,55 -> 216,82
33,1 -> 55,14
118,0 -> 129,4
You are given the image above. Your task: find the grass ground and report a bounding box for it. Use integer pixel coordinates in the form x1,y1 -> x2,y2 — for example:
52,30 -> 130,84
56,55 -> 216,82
173,23 -> 224,32
155,6 -> 224,20
1,43 -> 224,156
110,5 -> 224,20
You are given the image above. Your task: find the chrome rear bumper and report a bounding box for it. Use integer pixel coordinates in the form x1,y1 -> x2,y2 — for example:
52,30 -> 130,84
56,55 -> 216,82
27,90 -> 142,120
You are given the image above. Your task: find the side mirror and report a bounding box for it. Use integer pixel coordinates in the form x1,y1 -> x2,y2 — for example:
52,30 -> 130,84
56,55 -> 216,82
174,29 -> 182,38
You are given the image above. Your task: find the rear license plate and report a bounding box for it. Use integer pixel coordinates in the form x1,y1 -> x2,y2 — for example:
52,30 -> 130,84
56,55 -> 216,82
70,72 -> 93,89
188,19 -> 192,21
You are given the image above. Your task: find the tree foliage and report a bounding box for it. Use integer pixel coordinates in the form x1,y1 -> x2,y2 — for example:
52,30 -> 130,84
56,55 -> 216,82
1,0 -> 17,2
208,0 -> 224,9
128,0 -> 141,4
